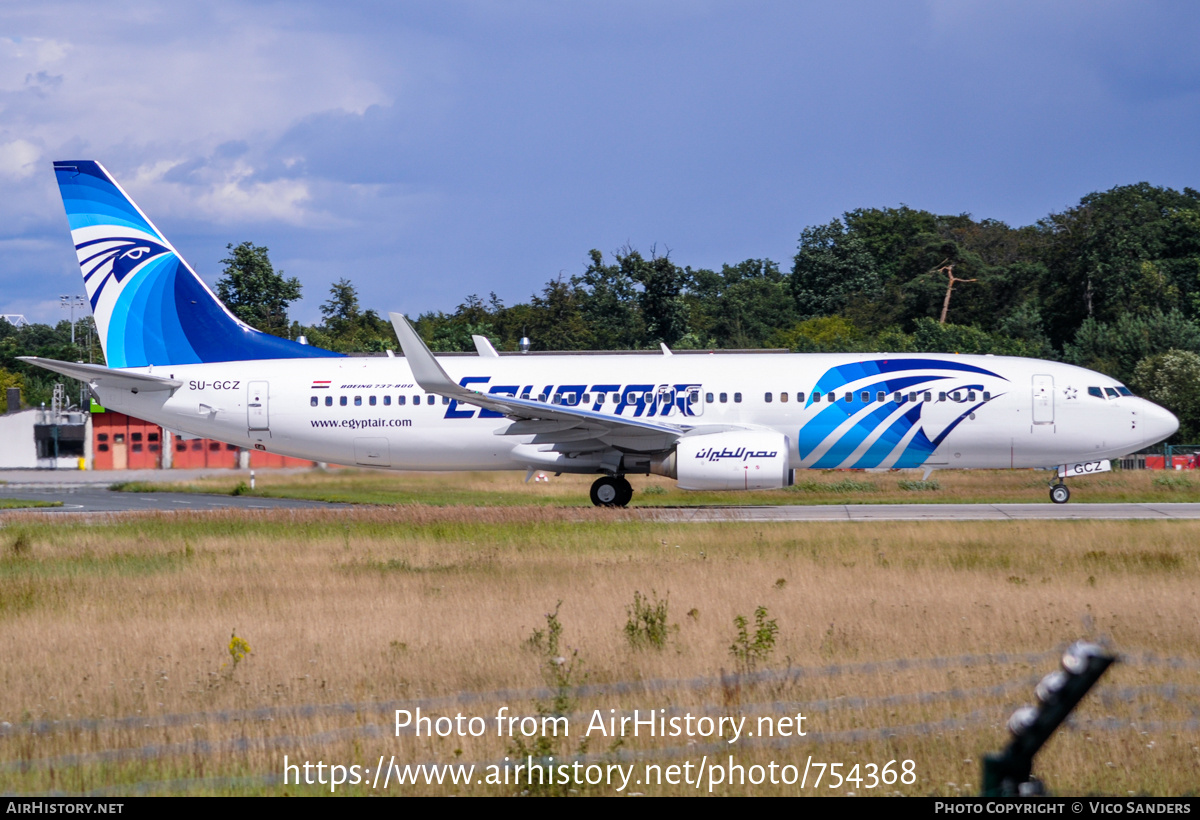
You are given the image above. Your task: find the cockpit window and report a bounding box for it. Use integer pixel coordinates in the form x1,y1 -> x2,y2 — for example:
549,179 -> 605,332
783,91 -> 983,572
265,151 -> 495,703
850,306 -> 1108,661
1104,387 -> 1120,398
1088,387 -> 1104,399
1117,386 -> 1133,396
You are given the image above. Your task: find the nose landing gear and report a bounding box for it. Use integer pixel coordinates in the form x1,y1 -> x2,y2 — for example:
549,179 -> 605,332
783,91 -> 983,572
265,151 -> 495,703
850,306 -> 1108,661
590,475 -> 633,507
1049,483 -> 1070,504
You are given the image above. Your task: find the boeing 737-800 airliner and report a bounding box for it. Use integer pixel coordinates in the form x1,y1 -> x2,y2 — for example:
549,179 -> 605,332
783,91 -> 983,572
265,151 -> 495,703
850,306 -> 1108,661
22,161 -> 1179,506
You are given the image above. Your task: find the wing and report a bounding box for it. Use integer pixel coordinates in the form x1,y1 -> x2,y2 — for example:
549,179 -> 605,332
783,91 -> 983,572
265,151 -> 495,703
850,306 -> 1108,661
389,313 -> 690,458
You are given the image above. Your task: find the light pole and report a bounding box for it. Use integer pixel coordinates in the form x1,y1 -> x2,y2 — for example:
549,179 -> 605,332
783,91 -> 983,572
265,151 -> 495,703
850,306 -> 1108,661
59,295 -> 87,346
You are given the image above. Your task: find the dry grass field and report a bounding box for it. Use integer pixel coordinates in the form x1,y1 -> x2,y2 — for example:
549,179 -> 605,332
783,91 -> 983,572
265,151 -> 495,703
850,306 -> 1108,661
1,495 -> 1197,796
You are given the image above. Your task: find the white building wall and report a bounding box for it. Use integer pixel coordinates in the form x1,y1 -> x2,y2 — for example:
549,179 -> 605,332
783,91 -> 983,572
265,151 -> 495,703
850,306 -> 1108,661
0,410 -> 38,468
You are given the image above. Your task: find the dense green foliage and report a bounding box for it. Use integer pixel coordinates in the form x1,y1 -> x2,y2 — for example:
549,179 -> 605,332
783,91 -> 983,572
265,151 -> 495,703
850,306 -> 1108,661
216,242 -> 303,337
5,180 -> 1200,440
0,317 -> 102,410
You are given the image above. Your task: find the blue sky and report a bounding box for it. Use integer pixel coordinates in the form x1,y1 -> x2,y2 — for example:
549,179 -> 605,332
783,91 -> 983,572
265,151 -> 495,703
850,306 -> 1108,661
3,1 -> 1199,326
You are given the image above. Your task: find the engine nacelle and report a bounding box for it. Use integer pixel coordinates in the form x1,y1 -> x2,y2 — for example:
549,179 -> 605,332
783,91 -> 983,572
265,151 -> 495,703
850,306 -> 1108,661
652,431 -> 794,491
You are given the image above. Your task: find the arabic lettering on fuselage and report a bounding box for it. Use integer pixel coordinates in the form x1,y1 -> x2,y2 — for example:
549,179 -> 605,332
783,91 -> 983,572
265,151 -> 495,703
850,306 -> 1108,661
694,447 -> 779,462
444,377 -> 703,419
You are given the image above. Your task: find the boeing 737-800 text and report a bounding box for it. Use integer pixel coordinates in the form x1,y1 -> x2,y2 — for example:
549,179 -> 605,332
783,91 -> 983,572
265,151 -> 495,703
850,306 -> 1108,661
22,161 -> 1179,505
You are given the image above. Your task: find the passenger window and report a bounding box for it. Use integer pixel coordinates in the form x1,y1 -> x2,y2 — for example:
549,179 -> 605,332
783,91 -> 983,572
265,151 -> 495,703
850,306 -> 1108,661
706,392 -> 715,403
369,396 -> 377,406
354,396 -> 362,406
983,392 -> 991,401
861,391 -> 870,403
895,392 -> 904,403
325,396 -> 332,406
582,393 -> 591,404
720,393 -> 728,403
828,393 -> 837,403
844,392 -> 853,402
734,392 -> 742,403
611,393 -> 621,403
340,396 -> 348,407
442,396 -> 450,405
938,392 -> 946,402
780,392 -> 788,403
384,396 -> 391,406
310,397 -> 318,407
398,396 -> 406,406
689,391 -> 699,402
797,392 -> 805,403
812,391 -> 821,402
923,392 -> 931,402
877,392 -> 885,402
967,391 -> 976,402
764,392 -> 773,403
950,391 -> 960,402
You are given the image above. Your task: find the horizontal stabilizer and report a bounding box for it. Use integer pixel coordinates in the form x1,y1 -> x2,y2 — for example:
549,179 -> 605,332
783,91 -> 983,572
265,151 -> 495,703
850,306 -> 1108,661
17,357 -> 182,392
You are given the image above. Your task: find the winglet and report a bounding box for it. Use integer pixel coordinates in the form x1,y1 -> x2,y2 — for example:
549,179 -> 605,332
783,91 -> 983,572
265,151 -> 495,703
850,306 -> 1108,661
473,335 -> 500,357
389,312 -> 467,395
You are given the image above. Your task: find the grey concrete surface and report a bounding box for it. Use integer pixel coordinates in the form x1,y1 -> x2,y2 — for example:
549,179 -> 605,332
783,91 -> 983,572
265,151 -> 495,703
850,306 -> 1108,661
0,469 -> 343,514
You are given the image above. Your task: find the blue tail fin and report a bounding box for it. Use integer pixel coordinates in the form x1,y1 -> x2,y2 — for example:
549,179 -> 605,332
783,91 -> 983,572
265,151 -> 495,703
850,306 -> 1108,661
53,160 -> 341,367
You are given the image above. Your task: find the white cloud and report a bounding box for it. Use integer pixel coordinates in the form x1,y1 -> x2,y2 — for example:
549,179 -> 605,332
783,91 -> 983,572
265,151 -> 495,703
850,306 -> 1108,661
197,176 -> 313,225
0,139 -> 41,178
0,2 -> 400,226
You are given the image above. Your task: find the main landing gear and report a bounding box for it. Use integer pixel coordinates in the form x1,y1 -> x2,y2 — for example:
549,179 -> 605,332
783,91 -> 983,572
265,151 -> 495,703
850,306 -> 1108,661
1049,482 -> 1071,504
591,475 -> 633,507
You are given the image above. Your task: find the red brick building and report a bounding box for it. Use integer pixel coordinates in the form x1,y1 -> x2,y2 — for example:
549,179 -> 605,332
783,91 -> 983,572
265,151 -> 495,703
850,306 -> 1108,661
91,409 -> 316,470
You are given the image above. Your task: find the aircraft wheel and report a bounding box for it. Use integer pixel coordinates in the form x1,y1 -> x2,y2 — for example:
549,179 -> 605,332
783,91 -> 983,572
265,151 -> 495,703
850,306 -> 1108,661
615,476 -> 633,507
1050,484 -> 1070,504
590,476 -> 623,507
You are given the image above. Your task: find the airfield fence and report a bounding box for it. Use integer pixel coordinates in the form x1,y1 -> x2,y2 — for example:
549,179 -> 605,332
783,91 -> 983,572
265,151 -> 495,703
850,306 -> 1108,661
3,646 -> 1198,795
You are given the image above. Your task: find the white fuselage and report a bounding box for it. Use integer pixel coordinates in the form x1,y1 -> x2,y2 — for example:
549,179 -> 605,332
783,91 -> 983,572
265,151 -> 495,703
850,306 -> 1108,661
97,352 -> 1176,475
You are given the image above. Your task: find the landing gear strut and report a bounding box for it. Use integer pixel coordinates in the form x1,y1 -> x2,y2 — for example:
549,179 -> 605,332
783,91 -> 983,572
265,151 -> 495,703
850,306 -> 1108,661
591,475 -> 633,507
1049,483 -> 1070,504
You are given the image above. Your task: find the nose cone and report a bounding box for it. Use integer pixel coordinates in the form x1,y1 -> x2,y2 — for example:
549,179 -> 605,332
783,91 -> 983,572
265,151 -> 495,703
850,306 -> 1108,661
1142,400 -> 1179,447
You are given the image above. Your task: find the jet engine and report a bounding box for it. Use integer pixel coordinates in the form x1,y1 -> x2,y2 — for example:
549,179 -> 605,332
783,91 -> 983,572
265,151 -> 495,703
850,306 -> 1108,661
651,431 -> 793,491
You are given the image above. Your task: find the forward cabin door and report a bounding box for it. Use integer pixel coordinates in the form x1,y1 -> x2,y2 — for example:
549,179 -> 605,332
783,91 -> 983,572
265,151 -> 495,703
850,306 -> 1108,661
247,381 -> 270,431
1032,375 -> 1054,425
